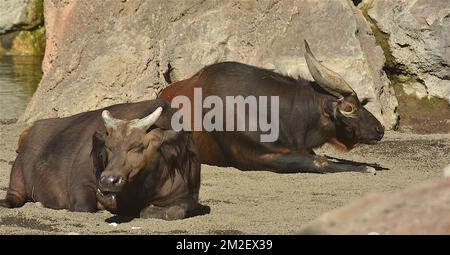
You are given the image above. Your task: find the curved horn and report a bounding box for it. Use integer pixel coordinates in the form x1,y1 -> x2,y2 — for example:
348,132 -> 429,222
304,40 -> 356,98
102,110 -> 122,128
129,106 -> 163,131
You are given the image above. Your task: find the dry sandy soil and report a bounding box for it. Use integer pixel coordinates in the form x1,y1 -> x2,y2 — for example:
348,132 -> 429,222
0,122 -> 449,234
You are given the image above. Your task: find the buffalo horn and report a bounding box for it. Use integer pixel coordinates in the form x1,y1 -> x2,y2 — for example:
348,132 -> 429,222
102,110 -> 122,128
129,107 -> 163,131
304,40 -> 356,98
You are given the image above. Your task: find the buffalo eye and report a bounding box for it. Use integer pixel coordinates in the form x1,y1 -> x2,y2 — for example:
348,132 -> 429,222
343,105 -> 353,113
338,104 -> 357,118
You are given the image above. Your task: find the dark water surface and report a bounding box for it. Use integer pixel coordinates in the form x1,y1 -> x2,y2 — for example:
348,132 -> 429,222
0,55 -> 43,119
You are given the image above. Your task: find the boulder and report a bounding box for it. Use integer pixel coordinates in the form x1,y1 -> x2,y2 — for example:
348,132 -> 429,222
22,0 -> 398,129
0,0 -> 45,55
299,177 -> 450,234
362,0 -> 450,102
0,0 -> 43,34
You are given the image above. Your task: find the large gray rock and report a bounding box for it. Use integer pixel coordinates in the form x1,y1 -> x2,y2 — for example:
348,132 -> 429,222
363,0 -> 450,102
350,3 -> 399,128
0,0 -> 42,34
22,0 -> 398,129
299,177 -> 450,234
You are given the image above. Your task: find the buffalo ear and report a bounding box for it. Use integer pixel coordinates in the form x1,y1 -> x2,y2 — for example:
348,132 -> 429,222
324,100 -> 338,121
159,130 -> 186,173
158,129 -> 200,186
360,97 -> 371,106
159,129 -> 199,179
91,131 -> 107,179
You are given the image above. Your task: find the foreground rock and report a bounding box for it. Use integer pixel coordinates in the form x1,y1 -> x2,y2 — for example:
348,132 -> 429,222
22,0 -> 398,129
361,0 -> 450,102
299,177 -> 450,234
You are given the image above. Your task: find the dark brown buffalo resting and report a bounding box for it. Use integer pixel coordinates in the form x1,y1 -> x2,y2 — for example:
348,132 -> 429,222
0,99 -> 208,220
159,41 -> 385,173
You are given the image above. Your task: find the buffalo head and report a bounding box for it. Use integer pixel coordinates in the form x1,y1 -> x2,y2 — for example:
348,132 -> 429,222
92,106 -> 200,216
304,40 -> 384,150
98,107 -> 163,193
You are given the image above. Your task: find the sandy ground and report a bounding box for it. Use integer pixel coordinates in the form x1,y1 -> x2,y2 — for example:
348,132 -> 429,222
0,122 -> 449,234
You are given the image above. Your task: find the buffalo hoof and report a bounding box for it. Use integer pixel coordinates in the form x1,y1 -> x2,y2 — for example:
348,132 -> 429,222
364,166 -> 377,174
354,166 -> 377,174
343,165 -> 377,174
140,204 -> 187,220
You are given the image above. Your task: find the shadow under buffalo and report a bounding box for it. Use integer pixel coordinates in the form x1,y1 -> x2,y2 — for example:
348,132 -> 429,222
325,155 -> 389,171
104,204 -> 211,224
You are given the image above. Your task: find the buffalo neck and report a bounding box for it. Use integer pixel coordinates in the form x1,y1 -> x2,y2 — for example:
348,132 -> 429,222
279,81 -> 336,150
142,156 -> 195,208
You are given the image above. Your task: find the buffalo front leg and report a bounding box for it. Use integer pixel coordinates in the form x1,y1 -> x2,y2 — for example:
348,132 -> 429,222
258,153 -> 376,174
68,185 -> 98,212
139,200 -> 206,221
140,204 -> 187,220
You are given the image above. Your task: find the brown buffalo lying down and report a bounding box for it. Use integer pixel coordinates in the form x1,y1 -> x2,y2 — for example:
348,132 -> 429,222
0,99 -> 208,220
159,41 -> 384,173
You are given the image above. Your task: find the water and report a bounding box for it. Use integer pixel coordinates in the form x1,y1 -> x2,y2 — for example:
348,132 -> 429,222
0,55 -> 43,120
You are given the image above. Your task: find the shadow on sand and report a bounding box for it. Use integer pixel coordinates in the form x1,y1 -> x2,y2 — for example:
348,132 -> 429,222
325,155 -> 389,171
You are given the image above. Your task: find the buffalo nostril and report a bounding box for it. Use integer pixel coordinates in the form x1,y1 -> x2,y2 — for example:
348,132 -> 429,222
108,176 -> 122,185
100,176 -> 107,183
375,126 -> 385,140
376,126 -> 384,134
101,175 -> 123,187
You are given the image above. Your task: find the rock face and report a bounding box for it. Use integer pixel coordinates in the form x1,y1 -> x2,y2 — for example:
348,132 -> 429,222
299,177 -> 450,234
22,0 -> 398,129
362,0 -> 450,102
